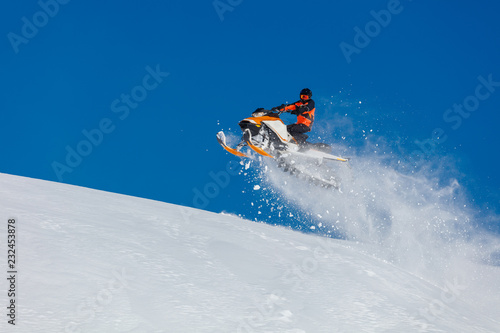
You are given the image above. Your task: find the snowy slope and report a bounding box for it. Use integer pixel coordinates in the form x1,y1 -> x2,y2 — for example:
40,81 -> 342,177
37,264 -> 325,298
1,173 -> 499,333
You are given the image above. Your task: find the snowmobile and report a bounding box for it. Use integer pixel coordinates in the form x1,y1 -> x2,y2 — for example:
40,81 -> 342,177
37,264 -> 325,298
216,109 -> 349,189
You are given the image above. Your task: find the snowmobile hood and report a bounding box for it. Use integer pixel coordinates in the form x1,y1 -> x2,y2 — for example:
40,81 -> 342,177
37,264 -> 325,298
240,115 -> 284,125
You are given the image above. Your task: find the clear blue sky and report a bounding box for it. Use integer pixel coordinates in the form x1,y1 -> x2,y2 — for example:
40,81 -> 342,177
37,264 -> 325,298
1,1 -> 499,230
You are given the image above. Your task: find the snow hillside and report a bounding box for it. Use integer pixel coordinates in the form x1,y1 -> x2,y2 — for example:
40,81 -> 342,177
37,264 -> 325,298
1,173 -> 500,333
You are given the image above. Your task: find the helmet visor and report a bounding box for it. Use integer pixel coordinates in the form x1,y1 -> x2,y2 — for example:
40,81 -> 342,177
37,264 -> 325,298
300,94 -> 310,100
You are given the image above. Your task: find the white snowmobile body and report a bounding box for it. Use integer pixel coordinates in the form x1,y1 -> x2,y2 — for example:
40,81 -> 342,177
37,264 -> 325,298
217,110 -> 349,189
238,110 -> 348,163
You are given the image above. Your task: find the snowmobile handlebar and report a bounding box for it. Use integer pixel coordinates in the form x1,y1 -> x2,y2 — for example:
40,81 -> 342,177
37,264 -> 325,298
252,108 -> 285,117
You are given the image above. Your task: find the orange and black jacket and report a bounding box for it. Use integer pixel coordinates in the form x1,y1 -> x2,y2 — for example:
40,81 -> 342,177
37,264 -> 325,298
277,99 -> 315,129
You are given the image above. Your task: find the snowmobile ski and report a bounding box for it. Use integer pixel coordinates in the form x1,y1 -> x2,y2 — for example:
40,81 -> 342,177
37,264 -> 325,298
216,131 -> 247,157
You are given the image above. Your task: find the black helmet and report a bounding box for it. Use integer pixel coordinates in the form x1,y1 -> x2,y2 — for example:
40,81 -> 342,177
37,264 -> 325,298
300,88 -> 312,100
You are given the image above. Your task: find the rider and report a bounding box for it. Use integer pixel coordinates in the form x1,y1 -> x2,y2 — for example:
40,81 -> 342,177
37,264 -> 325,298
272,88 -> 315,144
